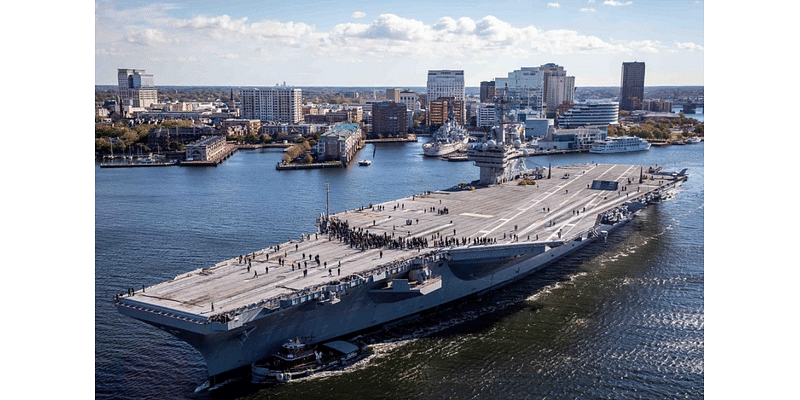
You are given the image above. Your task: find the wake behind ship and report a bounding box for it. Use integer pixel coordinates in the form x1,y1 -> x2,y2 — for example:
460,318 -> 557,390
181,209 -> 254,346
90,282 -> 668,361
114,129 -> 687,382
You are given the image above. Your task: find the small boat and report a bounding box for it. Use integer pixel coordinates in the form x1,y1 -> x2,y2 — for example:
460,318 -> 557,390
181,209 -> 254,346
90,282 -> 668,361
446,154 -> 469,162
358,160 -> 371,166
251,338 -> 365,383
685,136 -> 701,144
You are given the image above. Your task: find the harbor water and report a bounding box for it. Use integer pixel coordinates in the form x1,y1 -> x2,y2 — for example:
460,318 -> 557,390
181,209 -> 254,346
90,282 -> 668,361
95,135 -> 704,399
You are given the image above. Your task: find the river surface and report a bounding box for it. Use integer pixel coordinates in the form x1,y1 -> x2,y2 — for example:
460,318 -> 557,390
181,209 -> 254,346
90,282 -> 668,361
95,136 -> 703,399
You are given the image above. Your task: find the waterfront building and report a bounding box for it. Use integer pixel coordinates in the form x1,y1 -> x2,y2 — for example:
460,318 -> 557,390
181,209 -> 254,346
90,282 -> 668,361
518,116 -> 554,139
371,101 -> 409,137
536,126 -> 607,151
315,123 -> 363,165
118,68 -> 158,109
186,135 -> 227,161
147,125 -> 218,149
558,100 -> 619,129
642,99 -> 673,113
241,86 -> 302,123
620,62 -> 646,111
427,70 -> 465,125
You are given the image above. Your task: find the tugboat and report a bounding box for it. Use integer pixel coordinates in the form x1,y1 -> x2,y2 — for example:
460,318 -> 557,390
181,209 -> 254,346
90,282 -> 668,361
251,338 -> 365,383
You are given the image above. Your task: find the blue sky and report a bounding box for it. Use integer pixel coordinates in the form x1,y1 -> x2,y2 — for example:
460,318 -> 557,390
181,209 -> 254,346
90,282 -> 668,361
95,0 -> 704,86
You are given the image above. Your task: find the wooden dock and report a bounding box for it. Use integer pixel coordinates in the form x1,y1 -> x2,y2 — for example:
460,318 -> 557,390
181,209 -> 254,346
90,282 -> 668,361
276,161 -> 343,170
100,161 -> 177,168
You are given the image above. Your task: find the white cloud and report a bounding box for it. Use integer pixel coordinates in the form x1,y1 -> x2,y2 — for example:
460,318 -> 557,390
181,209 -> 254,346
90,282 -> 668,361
351,11 -> 366,19
101,8 -> 698,59
675,42 -> 704,51
95,3 -> 702,85
603,1 -> 633,6
124,28 -> 170,46
547,2 -> 560,7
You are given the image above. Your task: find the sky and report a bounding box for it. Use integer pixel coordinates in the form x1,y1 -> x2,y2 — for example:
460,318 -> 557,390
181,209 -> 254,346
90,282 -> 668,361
95,0 -> 704,87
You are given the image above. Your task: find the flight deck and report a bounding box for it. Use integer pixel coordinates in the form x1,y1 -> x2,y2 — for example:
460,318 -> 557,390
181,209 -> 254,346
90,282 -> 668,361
117,163 -> 684,320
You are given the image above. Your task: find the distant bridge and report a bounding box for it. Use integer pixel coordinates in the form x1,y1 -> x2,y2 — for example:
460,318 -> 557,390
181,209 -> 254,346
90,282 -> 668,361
674,98 -> 704,113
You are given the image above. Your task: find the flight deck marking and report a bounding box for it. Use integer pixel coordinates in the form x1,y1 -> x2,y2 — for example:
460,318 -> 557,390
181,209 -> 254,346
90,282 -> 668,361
460,212 -> 494,218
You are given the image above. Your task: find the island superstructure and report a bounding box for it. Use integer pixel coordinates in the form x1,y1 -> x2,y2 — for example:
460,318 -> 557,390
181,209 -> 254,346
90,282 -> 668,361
115,140 -> 687,382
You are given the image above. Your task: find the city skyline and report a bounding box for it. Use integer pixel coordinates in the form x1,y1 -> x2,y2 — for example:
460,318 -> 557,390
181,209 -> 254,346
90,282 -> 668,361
95,0 -> 704,87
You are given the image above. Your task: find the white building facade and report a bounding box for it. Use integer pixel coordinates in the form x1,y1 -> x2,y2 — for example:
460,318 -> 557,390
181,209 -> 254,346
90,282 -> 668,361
536,126 -> 607,151
494,67 -> 544,116
398,90 -> 419,111
186,135 -> 227,161
476,103 -> 497,128
539,63 -> 575,118
118,68 -> 158,108
427,70 -> 465,123
241,87 -> 302,124
558,101 -> 619,129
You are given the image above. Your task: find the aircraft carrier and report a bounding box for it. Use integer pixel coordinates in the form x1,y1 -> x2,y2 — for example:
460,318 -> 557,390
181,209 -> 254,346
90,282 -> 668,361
114,122 -> 687,382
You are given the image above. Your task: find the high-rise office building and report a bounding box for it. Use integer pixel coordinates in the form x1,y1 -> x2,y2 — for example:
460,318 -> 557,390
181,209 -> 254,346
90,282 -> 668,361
118,68 -> 158,108
539,63 -> 575,118
479,81 -> 496,103
426,70 -> 465,126
241,86 -> 302,123
494,67 -> 545,116
620,62 -> 645,111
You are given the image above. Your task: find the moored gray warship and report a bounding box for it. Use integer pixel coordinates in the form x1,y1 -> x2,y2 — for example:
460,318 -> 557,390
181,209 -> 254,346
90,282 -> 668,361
114,117 -> 687,383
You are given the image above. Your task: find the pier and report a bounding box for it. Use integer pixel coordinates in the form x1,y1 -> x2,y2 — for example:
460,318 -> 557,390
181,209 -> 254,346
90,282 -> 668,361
276,161 -> 343,170
364,134 -> 418,143
99,161 -> 177,168
180,143 -> 238,167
